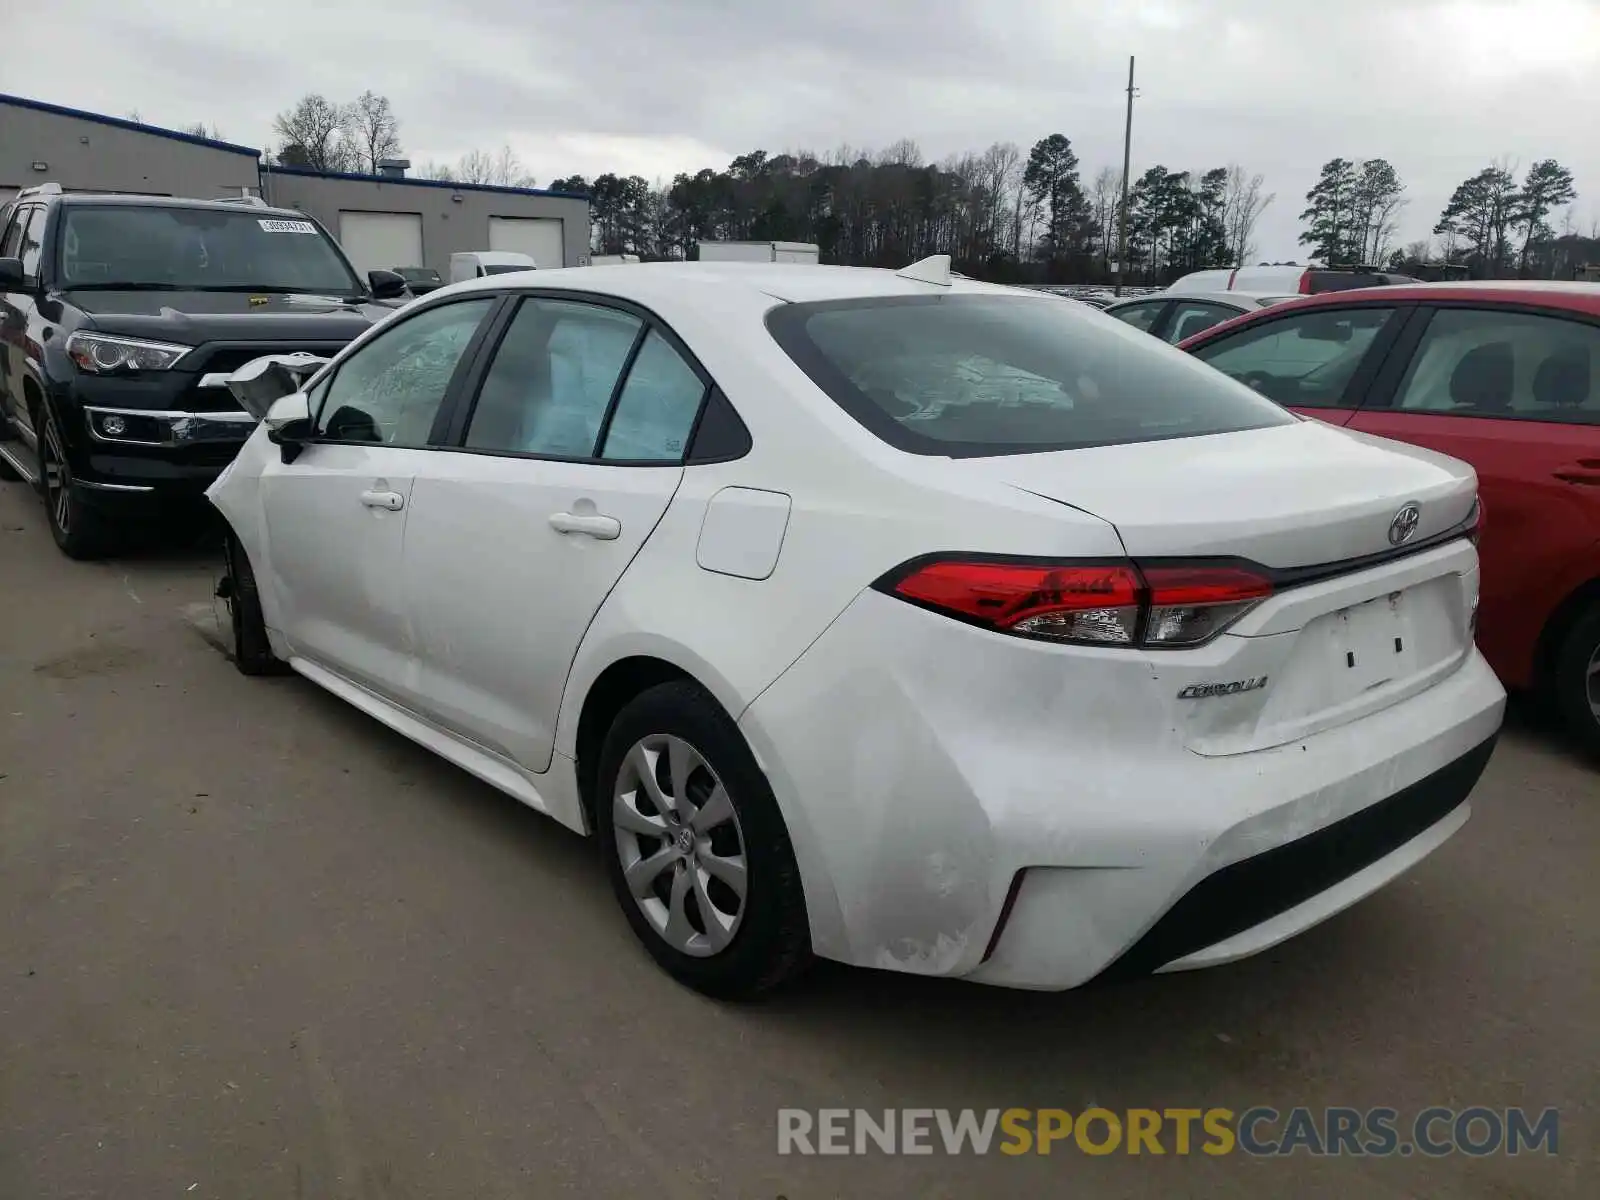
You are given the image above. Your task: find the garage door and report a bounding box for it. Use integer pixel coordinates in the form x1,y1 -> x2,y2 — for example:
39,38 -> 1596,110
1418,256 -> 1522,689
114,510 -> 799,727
339,211 -> 424,273
488,217 -> 564,268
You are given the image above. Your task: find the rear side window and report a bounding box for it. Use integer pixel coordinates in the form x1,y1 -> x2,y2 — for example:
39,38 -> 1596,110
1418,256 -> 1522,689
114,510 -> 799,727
1387,308 -> 1600,425
1107,300 -> 1166,332
18,207 -> 48,281
766,294 -> 1294,456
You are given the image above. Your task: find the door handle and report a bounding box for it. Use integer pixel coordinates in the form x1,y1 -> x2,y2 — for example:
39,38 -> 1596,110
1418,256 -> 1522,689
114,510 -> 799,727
549,511 -> 621,540
360,489 -> 405,511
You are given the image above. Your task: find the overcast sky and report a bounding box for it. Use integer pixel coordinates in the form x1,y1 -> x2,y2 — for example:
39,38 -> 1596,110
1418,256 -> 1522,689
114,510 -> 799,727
9,0 -> 1599,259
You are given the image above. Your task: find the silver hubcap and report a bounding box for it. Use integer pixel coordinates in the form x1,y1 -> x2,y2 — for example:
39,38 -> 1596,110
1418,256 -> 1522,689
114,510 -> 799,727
612,734 -> 748,957
1586,643 -> 1600,723
42,417 -> 70,534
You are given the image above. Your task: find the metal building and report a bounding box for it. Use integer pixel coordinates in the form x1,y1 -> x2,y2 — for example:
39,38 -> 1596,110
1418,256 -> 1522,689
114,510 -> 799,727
260,166 -> 590,276
1,92 -> 592,275
0,93 -> 261,203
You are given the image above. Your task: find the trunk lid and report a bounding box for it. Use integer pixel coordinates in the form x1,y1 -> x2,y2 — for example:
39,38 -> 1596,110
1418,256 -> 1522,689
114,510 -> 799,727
969,419 -> 1477,568
948,420 -> 1483,755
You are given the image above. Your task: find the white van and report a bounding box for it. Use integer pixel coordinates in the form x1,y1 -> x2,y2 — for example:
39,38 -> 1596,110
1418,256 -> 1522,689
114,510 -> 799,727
449,251 -> 537,284
1169,263 -> 1423,295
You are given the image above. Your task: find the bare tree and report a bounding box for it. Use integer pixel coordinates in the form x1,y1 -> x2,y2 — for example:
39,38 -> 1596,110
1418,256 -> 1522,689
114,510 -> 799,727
1089,166 -> 1121,267
180,121 -> 225,140
1223,165 -> 1273,266
272,94 -> 356,171
344,91 -> 402,174
416,160 -> 456,182
454,146 -> 535,187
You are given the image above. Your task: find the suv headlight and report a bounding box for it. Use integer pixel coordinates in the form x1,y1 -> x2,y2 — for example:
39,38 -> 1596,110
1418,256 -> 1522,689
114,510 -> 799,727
66,332 -> 192,374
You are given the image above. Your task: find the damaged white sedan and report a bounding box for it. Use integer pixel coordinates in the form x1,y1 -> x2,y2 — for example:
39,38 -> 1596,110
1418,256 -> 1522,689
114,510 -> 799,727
208,256 -> 1505,998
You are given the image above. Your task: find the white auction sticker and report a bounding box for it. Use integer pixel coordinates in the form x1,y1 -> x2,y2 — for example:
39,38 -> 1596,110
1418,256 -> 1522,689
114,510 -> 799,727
258,219 -> 317,234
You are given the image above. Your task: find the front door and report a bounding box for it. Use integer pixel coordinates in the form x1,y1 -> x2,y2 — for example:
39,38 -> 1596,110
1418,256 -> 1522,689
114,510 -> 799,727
258,296 -> 497,703
403,296 -> 710,771
1345,304 -> 1600,687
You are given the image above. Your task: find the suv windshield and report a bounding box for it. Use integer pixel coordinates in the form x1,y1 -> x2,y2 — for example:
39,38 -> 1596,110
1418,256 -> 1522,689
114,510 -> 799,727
766,294 -> 1296,456
58,205 -> 364,294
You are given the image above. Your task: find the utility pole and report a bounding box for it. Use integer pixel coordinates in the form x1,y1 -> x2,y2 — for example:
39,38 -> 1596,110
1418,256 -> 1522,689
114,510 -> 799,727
1115,55 -> 1136,296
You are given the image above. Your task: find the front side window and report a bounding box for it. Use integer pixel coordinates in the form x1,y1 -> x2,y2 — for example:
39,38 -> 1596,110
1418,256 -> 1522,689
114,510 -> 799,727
464,298 -> 643,456
58,205 -> 364,294
1387,308 -> 1600,424
317,298 -> 493,445
767,294 -> 1294,456
1191,306 -> 1396,407
600,330 -> 707,461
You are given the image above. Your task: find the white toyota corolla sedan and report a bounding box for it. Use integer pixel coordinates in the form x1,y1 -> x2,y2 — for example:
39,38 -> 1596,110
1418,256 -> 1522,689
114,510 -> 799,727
208,255 -> 1505,999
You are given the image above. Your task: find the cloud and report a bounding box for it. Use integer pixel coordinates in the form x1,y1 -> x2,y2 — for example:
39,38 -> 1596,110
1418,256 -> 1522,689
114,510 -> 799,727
6,0 -> 1598,256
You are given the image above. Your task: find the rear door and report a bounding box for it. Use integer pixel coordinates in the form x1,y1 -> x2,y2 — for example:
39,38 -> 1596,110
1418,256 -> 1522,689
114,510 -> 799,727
1186,302 -> 1410,426
401,294 -> 709,771
1345,303 -> 1600,686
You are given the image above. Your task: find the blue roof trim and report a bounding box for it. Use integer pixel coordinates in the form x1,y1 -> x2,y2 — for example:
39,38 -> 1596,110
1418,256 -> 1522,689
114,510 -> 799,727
262,164 -> 590,201
0,92 -> 262,157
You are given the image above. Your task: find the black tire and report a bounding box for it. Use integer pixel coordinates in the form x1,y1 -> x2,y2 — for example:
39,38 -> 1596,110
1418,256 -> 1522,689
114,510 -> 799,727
1552,604 -> 1600,760
594,680 -> 811,999
224,532 -> 290,676
39,404 -> 117,560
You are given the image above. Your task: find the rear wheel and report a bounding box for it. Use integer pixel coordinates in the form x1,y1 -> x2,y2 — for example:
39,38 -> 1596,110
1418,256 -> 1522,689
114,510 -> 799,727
39,405 -> 117,560
1552,604 -> 1600,760
595,681 -> 811,999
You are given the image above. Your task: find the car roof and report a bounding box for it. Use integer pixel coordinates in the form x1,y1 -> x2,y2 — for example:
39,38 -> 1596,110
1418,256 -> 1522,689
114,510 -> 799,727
1258,279 -> 1600,315
55,193 -> 308,220
1112,290 -> 1256,308
435,260 -> 1041,308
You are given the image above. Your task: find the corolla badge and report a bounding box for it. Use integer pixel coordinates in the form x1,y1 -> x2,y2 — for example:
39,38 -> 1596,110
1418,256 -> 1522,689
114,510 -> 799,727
1388,502 -> 1422,546
1177,676 -> 1268,700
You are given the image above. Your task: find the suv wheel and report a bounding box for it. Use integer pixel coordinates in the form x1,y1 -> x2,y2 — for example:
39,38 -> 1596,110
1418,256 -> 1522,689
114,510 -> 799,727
1553,603 -> 1600,760
39,406 -> 116,560
595,681 -> 811,999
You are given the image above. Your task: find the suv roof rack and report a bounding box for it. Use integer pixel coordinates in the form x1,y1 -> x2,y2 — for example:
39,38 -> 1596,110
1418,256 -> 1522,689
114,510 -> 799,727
16,182 -> 65,199
214,194 -> 269,208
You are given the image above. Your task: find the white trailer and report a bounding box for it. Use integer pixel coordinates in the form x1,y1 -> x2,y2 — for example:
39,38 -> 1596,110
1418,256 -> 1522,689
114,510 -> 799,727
697,240 -> 819,264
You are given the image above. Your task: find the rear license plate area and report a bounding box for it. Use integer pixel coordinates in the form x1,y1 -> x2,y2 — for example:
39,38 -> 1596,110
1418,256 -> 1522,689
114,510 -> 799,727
1331,590 -> 1415,693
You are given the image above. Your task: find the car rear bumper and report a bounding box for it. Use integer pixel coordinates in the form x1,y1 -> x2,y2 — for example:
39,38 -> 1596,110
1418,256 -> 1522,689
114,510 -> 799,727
739,589 -> 1506,990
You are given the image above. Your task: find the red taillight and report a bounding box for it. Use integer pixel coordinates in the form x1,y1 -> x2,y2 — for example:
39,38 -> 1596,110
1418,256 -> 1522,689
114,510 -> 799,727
890,559 -> 1143,644
881,558 -> 1273,648
1298,269 -> 1314,294
1141,564 -> 1274,646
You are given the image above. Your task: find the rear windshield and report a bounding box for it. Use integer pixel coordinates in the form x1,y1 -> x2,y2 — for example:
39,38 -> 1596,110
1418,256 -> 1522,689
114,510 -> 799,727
765,294 -> 1296,456
481,264 -> 531,276
58,205 -> 362,294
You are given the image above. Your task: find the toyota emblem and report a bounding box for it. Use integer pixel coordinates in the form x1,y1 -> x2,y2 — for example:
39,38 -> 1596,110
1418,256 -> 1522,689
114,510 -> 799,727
1388,502 -> 1421,546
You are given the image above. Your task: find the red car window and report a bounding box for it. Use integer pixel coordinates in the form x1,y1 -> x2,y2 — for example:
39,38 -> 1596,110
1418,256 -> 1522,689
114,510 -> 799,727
1382,308 -> 1600,425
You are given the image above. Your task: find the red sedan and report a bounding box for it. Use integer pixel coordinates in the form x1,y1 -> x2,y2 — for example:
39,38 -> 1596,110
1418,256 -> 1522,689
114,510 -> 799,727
1180,281 -> 1600,755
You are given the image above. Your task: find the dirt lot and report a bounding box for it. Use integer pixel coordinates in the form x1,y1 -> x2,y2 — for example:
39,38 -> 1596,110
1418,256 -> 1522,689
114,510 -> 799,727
1,481 -> 1594,1199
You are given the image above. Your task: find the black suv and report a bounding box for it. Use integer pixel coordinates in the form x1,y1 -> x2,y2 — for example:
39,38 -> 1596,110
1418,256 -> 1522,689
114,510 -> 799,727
0,185 -> 407,558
